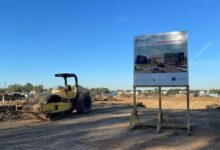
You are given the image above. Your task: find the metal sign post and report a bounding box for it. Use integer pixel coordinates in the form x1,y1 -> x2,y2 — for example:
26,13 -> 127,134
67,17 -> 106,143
156,86 -> 163,133
129,85 -> 191,134
186,85 -> 190,133
129,86 -> 141,129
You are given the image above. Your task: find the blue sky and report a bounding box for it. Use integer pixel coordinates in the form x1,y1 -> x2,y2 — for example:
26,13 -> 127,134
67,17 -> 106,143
0,0 -> 220,90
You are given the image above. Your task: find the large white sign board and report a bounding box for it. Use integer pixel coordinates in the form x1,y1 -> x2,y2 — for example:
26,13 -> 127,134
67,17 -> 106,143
134,31 -> 188,86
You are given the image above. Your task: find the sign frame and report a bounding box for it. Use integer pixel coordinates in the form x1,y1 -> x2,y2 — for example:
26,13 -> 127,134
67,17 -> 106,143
130,31 -> 191,134
134,31 -> 189,87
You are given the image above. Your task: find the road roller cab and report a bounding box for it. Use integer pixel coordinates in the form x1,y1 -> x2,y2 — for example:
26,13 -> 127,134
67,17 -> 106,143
52,73 -> 78,99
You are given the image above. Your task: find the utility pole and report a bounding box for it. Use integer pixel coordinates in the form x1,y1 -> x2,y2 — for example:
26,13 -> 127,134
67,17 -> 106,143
0,82 -> 7,103
4,82 -> 7,89
0,82 -> 7,89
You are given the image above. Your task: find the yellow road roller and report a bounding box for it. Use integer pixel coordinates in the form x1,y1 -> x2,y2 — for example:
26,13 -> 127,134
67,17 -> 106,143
16,73 -> 93,120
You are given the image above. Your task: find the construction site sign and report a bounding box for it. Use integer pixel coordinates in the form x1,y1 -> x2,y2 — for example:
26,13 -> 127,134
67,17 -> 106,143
134,31 -> 188,86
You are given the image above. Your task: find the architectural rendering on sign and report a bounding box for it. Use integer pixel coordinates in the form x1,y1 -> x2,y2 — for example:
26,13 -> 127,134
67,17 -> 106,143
134,31 -> 188,86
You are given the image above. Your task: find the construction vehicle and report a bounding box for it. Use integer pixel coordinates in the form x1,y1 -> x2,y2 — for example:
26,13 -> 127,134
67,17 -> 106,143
16,73 -> 93,120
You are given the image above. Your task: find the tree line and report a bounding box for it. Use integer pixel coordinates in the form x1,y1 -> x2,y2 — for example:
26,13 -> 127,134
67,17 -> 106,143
90,88 -> 110,95
0,83 -> 45,95
1,83 -> 219,96
0,83 -> 110,96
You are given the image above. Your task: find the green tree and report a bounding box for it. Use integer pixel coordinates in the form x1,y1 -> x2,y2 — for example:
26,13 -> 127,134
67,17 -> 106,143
23,83 -> 33,93
209,89 -> 220,95
0,88 -> 6,94
7,84 -> 23,93
90,87 -> 110,95
166,89 -> 180,95
48,88 -> 53,94
42,88 -> 53,94
154,88 -> 159,94
33,85 -> 44,94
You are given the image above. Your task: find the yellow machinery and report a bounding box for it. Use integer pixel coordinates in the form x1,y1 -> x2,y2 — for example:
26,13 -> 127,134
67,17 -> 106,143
16,73 -> 93,120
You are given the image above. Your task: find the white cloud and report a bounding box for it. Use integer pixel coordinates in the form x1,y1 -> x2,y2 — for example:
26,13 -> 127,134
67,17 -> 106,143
190,41 -> 213,66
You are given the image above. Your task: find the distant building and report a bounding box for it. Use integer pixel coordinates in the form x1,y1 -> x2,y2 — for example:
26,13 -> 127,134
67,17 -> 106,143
135,55 -> 148,64
110,91 -> 117,96
3,92 -> 25,101
179,90 -> 186,94
149,52 -> 185,64
190,93 -> 198,97
208,94 -> 219,98
117,90 -> 140,97
162,90 -> 167,95
199,90 -> 208,96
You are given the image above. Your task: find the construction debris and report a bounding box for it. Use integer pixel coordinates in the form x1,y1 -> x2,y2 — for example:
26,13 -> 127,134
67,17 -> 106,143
137,102 -> 146,107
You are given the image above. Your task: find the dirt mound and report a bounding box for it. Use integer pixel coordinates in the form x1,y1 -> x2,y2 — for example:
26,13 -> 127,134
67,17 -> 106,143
104,96 -> 119,101
207,104 -> 220,109
95,95 -> 104,101
95,96 -> 119,101
0,105 -> 25,121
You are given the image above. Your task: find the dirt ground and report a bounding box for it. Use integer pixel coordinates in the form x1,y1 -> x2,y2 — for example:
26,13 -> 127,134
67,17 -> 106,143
0,96 -> 220,150
96,95 -> 220,109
